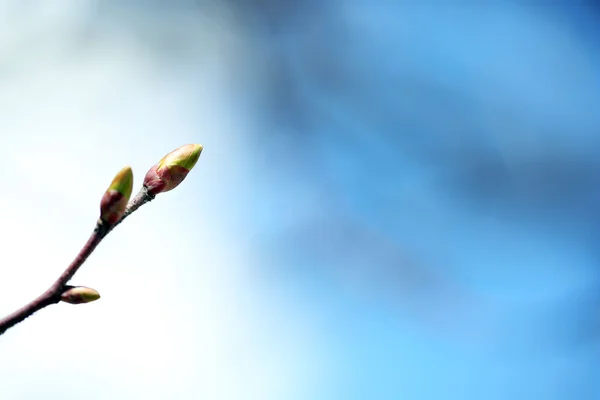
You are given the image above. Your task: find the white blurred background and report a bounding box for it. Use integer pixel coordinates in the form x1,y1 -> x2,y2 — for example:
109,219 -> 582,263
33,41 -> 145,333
0,2 -> 322,399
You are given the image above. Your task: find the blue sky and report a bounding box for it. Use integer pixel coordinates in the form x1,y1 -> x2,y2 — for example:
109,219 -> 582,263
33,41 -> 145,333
1,1 -> 600,399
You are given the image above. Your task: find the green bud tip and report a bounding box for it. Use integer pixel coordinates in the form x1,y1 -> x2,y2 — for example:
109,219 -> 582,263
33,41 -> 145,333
100,166 -> 134,224
143,144 -> 203,196
60,286 -> 101,304
108,165 -> 134,199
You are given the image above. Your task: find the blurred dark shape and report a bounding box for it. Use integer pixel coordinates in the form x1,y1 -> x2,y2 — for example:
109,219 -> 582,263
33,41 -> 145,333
224,0 -> 600,220
223,0 -> 600,356
262,211 -> 489,339
224,0 -> 327,32
223,0 -> 357,133
444,145 -> 600,217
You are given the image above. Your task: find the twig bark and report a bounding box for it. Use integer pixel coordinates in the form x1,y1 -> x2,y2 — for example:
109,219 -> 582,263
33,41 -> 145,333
108,186 -> 154,233
0,222 -> 106,335
0,187 -> 154,336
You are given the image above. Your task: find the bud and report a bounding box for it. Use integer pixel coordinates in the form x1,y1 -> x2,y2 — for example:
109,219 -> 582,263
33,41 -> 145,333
60,286 -> 101,304
143,144 -> 203,196
100,166 -> 133,224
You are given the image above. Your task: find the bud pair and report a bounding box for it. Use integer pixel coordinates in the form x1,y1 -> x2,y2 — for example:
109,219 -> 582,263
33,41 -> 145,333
99,144 -> 203,223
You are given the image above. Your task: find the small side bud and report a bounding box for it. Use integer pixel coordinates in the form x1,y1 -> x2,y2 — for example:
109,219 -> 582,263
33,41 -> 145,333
143,144 -> 202,196
60,286 -> 101,304
100,166 -> 133,224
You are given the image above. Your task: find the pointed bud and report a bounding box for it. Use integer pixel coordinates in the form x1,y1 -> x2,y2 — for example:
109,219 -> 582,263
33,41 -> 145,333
100,166 -> 133,224
143,144 -> 203,196
60,286 -> 101,304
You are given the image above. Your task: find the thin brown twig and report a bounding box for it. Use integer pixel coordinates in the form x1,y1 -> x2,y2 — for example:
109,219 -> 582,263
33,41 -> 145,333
0,187 -> 153,336
0,143 -> 202,337
0,222 -> 107,335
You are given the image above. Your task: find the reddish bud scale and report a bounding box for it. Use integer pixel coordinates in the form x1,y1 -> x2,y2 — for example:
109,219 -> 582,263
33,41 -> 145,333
144,164 -> 190,196
100,190 -> 127,224
99,166 -> 133,224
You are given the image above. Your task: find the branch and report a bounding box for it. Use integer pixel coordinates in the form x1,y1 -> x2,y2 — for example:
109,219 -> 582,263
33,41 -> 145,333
0,222 -> 107,335
0,190 -> 151,335
0,143 -> 202,336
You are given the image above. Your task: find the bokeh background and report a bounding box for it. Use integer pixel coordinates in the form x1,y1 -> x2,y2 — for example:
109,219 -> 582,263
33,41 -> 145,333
1,1 -> 600,399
